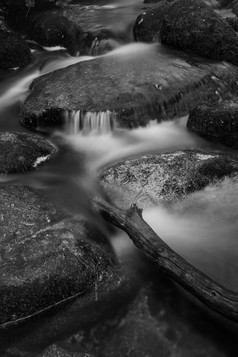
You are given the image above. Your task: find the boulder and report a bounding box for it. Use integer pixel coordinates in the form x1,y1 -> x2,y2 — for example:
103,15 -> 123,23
160,0 -> 238,65
0,185 -> 126,354
0,132 -> 56,174
100,150 -> 238,208
20,44 -> 238,131
187,101 -> 238,148
134,0 -> 238,67
0,19 -> 31,70
134,1 -> 172,42
28,11 -> 84,56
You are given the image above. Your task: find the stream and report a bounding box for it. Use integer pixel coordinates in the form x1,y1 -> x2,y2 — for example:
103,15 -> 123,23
1,0 -> 238,355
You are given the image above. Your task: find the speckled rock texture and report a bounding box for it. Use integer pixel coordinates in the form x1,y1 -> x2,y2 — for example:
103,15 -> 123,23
28,11 -> 84,56
100,150 -> 238,208
20,44 -> 238,130
135,0 -> 238,66
41,344 -> 93,357
0,19 -> 31,69
0,132 -> 56,173
0,185 -> 126,355
187,101 -> 238,148
134,1 -> 172,42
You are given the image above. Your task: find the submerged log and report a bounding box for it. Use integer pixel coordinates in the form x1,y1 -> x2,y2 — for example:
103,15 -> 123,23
93,198 -> 238,323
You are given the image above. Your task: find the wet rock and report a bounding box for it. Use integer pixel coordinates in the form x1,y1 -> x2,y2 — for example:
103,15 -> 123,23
134,1 -> 172,42
0,19 -> 31,70
100,150 -> 238,208
0,185 -> 126,354
225,16 -> 238,31
135,0 -> 238,66
160,0 -> 238,66
187,101 -> 238,148
98,282 -> 238,357
28,11 -> 84,56
0,132 -> 56,174
78,29 -> 122,56
20,44 -> 238,130
41,344 -> 92,357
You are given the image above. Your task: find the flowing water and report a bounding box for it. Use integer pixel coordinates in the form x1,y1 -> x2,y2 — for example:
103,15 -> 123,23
1,0 -> 238,353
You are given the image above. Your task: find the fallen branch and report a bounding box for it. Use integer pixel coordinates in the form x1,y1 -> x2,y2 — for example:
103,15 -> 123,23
93,198 -> 238,323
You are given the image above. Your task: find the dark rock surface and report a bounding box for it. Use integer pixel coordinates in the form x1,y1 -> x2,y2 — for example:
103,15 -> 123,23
28,11 -> 84,56
20,44 -> 238,130
135,0 -> 238,66
160,0 -> 238,65
100,150 -> 238,208
225,16 -> 238,31
0,185 -> 126,354
1,0 -> 66,31
0,19 -> 31,70
134,1 -> 172,42
187,101 -> 238,148
0,132 -> 56,174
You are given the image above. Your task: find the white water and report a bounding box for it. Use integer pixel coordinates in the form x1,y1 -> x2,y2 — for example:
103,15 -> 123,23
64,109 -> 115,134
143,179 -> 238,291
63,117 -> 206,170
0,40 -> 237,299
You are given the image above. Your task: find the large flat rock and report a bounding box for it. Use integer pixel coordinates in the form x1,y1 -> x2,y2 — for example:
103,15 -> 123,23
0,185 -> 126,354
21,44 -> 238,130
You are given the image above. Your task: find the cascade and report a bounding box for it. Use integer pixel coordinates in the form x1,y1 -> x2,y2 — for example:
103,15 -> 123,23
64,109 -> 116,134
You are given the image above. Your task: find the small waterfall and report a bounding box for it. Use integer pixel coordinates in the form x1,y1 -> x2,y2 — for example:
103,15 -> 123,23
64,109 -> 116,135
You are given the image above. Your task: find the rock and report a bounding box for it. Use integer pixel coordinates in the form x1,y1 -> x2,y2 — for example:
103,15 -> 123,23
187,101 -> 238,148
0,19 -> 31,70
41,344 -> 92,357
134,1 -> 172,42
0,132 -> 56,174
225,16 -> 238,31
77,29 -> 122,56
0,185 -> 126,354
2,0 -> 66,31
99,283 -> 238,357
100,150 -> 238,208
28,11 -> 84,56
20,43 -> 238,131
135,0 -> 238,66
160,0 -> 238,66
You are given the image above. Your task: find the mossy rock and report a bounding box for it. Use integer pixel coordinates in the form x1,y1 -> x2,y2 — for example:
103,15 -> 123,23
100,150 -> 238,208
187,101 -> 238,148
28,11 -> 84,55
0,132 -> 56,174
134,0 -> 238,66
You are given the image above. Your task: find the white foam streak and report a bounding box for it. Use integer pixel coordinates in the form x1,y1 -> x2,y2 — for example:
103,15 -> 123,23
0,71 -> 40,108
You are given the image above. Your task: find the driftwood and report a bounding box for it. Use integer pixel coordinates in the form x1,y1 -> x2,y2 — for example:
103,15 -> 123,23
93,198 -> 238,324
